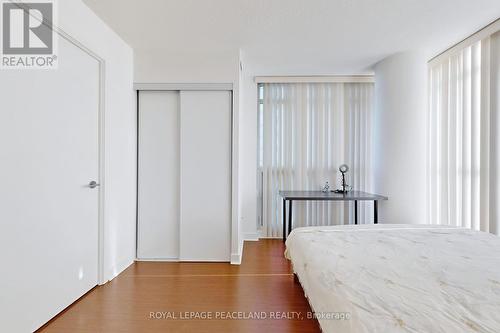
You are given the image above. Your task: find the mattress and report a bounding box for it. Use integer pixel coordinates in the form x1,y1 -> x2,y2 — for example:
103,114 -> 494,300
285,224 -> 500,333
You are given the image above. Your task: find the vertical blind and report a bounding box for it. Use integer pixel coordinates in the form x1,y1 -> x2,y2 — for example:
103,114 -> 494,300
428,30 -> 500,233
260,82 -> 374,238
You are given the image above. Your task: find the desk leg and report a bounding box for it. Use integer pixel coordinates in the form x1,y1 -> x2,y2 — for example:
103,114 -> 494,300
354,200 -> 358,225
282,198 -> 286,242
374,200 -> 378,224
288,200 -> 293,237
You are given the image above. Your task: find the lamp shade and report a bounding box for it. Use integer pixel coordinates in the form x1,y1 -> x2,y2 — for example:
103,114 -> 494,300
339,164 -> 349,173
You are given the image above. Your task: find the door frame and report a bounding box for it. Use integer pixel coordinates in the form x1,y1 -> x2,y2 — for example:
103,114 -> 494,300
135,85 -> 235,262
21,2 -> 107,285
54,29 -> 107,285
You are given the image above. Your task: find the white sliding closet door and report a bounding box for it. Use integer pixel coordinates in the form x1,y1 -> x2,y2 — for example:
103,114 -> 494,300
138,91 -> 180,259
180,91 -> 232,261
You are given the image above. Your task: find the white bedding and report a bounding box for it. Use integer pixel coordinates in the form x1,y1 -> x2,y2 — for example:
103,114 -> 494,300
285,224 -> 500,333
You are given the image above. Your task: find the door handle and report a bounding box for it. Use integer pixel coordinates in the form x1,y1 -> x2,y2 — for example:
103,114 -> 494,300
88,181 -> 100,189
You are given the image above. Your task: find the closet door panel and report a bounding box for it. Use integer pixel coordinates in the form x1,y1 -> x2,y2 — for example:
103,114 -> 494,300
180,91 -> 231,261
138,91 -> 180,259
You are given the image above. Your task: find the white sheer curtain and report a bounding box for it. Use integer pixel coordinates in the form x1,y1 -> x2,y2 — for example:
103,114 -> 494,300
428,30 -> 500,234
260,82 -> 374,238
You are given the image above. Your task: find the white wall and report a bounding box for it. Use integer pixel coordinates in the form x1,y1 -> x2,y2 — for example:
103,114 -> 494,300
373,51 -> 427,224
239,54 -> 260,240
61,0 -> 136,281
135,47 -> 238,84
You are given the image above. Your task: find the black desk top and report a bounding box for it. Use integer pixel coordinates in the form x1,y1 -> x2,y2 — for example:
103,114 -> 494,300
278,190 -> 388,201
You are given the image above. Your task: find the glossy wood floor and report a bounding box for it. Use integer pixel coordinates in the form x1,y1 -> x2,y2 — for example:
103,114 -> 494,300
38,240 -> 320,333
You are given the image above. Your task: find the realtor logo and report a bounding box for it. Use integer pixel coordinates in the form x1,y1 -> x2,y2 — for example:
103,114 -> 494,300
1,0 -> 57,69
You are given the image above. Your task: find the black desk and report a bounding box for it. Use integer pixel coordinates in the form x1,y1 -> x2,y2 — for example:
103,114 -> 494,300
279,191 -> 388,242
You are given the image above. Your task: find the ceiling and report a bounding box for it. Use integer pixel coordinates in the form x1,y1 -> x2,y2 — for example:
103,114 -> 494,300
83,0 -> 500,75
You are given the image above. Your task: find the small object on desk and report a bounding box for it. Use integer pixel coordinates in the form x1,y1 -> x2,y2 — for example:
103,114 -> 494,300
334,164 -> 350,193
321,181 -> 330,193
279,190 -> 388,242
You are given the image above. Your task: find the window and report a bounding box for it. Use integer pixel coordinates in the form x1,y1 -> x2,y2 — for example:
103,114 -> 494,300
257,84 -> 264,228
258,84 -> 264,168
427,28 -> 500,233
257,82 -> 374,237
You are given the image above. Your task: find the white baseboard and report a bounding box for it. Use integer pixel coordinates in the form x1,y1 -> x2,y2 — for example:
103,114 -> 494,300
230,237 -> 245,265
135,258 -> 179,262
103,258 -> 134,284
243,232 -> 260,241
257,236 -> 282,240
230,253 -> 242,265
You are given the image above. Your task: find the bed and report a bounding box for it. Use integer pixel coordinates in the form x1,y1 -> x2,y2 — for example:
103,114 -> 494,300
285,224 -> 500,333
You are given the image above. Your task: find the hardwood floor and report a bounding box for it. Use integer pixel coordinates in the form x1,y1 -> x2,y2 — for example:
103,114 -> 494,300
37,240 -> 320,333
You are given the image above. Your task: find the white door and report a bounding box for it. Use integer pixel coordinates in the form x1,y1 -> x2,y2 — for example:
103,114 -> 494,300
179,90 -> 231,261
138,91 -> 180,259
0,36 -> 100,332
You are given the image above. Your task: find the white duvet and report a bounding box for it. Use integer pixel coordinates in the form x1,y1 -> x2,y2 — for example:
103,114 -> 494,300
285,224 -> 500,333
